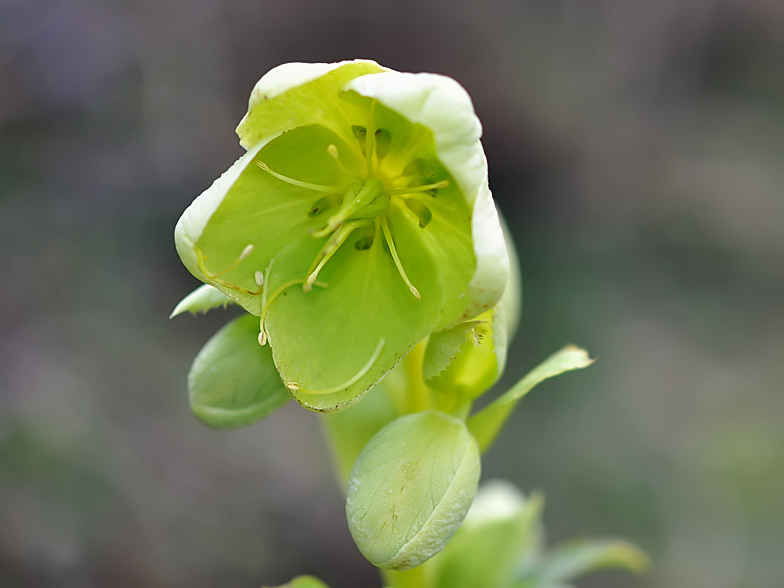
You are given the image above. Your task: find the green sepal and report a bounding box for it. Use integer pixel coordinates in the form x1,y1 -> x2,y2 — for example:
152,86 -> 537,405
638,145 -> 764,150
468,346 -> 594,452
188,314 -> 289,429
266,576 -> 331,588
170,284 -> 234,318
422,321 -> 483,382
425,303 -> 508,402
516,540 -> 650,587
346,411 -> 481,571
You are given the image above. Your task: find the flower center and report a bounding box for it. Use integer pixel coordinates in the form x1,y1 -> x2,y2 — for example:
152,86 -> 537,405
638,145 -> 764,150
254,100 -> 449,301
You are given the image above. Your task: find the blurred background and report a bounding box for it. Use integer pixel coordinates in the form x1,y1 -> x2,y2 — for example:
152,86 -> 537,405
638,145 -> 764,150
1,0 -> 783,586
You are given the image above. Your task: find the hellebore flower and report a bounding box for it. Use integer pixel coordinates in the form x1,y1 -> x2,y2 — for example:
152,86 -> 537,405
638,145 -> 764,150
175,60 -> 509,412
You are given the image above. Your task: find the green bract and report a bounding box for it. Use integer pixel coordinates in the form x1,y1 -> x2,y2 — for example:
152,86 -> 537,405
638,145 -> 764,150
175,60 -> 509,412
346,411 -> 481,570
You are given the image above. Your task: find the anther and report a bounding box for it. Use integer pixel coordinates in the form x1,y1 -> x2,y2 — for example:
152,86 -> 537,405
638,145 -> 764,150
240,244 -> 254,259
255,271 -> 264,287
286,382 -> 300,391
380,216 -> 421,299
258,330 -> 267,346
256,160 -> 338,193
327,144 -> 339,158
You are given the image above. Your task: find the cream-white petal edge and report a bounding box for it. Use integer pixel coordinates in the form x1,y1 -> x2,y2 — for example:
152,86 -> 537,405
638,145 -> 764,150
246,60 -> 382,109
174,140 -> 267,281
346,71 -> 509,320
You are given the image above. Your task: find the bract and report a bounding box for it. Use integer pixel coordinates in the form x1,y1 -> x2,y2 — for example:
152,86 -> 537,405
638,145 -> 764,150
175,60 -> 508,411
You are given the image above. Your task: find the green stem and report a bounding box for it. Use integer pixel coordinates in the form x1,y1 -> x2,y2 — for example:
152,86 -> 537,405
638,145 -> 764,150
382,565 -> 429,588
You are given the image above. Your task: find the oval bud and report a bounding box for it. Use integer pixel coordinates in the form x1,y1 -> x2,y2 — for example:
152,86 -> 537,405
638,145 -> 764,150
346,411 -> 480,570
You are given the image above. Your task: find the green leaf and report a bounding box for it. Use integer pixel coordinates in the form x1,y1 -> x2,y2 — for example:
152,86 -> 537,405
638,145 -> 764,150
468,346 -> 594,452
422,321 -> 483,382
188,314 -> 290,429
170,284 -> 234,318
521,540 -> 650,585
267,576 -> 331,588
425,302 -> 508,402
346,411 -> 481,571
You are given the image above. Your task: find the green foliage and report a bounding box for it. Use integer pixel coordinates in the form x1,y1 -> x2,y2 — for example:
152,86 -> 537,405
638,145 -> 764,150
171,60 -> 648,584
384,481 -> 649,588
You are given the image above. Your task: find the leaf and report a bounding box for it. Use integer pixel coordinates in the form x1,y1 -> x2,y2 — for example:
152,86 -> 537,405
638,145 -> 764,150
188,314 -> 290,429
170,284 -> 234,318
422,321 -> 483,381
425,303 -> 508,402
467,346 -> 594,452
346,411 -> 481,571
522,540 -> 650,585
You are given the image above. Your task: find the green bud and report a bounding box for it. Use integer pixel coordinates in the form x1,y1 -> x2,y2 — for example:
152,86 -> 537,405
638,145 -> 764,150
188,314 -> 289,428
346,411 -> 480,570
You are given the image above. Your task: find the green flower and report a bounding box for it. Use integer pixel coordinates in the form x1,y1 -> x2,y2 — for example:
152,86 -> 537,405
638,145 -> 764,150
175,60 -> 509,412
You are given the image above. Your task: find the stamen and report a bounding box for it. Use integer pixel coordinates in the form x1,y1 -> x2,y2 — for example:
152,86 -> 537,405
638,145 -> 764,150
255,271 -> 264,287
258,277 -> 327,346
256,160 -> 337,193
304,221 -> 361,291
311,180 -> 383,239
387,179 -> 449,195
285,338 -> 385,395
195,247 -> 262,296
380,216 -> 421,299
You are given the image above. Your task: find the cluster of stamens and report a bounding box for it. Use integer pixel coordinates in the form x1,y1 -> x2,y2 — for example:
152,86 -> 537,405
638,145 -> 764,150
196,101 -> 449,391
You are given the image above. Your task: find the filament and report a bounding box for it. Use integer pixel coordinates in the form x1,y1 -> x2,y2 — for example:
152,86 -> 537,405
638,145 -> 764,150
387,180 -> 450,195
256,160 -> 337,193
380,216 -> 420,299
286,338 -> 385,395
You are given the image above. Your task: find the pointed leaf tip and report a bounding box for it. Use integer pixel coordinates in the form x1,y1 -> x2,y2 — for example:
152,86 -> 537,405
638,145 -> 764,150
170,284 -> 235,318
468,345 -> 594,452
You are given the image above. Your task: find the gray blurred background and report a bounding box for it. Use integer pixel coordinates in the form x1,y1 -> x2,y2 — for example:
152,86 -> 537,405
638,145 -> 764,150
1,0 -> 783,587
